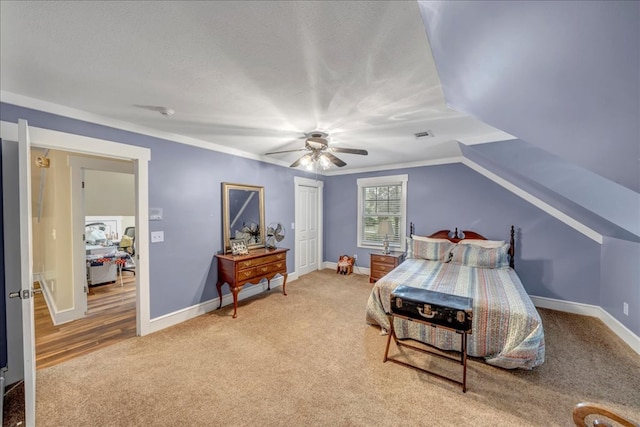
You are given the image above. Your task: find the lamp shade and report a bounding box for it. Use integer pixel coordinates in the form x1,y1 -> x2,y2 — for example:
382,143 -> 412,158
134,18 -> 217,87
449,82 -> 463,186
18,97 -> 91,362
377,220 -> 393,236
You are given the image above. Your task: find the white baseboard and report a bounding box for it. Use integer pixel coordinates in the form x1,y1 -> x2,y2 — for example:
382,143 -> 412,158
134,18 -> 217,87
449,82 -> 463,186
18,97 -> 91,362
35,273 -> 76,326
147,272 -> 639,356
323,261 -> 369,277
531,295 -> 640,355
149,274 -> 296,333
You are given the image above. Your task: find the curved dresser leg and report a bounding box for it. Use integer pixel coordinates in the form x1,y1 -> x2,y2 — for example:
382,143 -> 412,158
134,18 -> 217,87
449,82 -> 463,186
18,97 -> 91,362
231,287 -> 240,318
282,273 -> 288,296
216,282 -> 223,309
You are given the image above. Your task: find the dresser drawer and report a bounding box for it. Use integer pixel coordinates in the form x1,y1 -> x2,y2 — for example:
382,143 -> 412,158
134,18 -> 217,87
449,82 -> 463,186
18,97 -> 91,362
236,267 -> 256,281
371,264 -> 394,277
269,261 -> 286,274
369,252 -> 404,283
255,264 -> 271,276
237,252 -> 286,268
371,254 -> 397,267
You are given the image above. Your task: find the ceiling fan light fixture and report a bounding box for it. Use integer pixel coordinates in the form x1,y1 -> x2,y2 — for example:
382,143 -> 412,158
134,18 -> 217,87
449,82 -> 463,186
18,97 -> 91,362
300,156 -> 312,168
319,154 -> 331,169
265,130 -> 368,169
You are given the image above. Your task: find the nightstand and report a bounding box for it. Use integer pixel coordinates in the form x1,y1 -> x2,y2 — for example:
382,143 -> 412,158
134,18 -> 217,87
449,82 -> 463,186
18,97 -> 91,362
369,252 -> 405,283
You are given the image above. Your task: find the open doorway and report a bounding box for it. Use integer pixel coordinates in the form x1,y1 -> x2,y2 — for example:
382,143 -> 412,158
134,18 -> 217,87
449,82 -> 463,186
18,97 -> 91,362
30,148 -> 137,369
1,119 -> 151,424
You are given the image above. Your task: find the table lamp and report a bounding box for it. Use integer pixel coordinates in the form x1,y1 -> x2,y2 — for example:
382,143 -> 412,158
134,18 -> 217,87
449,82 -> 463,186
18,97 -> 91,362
378,220 -> 393,254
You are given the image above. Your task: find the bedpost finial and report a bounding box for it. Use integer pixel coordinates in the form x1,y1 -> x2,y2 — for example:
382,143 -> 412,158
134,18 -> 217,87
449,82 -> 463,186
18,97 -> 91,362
509,225 -> 515,269
454,227 -> 459,239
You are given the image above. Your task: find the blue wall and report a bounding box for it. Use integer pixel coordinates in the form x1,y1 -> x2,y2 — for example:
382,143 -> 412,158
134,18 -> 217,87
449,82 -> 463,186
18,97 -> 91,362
0,102 -> 315,318
462,140 -> 640,241
325,163 -> 602,304
601,238 -> 640,334
419,0 -> 640,193
2,102 -> 637,337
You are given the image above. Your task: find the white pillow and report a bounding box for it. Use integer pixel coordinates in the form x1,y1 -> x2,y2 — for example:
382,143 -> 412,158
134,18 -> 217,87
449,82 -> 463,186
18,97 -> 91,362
458,239 -> 505,249
411,235 -> 451,243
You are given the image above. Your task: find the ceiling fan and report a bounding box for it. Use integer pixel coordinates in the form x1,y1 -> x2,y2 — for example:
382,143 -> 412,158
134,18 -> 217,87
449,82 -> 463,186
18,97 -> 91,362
265,132 -> 368,169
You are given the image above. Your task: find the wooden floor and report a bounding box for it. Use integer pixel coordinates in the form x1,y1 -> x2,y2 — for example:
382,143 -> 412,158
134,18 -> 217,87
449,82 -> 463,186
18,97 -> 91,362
34,273 -> 137,369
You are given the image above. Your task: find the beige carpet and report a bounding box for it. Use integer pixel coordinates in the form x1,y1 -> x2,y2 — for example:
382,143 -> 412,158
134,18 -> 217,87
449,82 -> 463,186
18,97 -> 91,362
32,269 -> 640,426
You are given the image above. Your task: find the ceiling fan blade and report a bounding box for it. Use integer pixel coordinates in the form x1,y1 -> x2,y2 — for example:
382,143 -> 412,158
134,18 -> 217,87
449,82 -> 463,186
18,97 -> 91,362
329,147 -> 368,155
265,148 -> 308,155
324,152 -> 347,167
290,153 -> 312,168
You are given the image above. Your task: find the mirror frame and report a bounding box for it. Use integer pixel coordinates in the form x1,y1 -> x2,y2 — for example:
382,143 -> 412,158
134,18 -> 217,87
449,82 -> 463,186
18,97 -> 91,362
222,182 -> 265,254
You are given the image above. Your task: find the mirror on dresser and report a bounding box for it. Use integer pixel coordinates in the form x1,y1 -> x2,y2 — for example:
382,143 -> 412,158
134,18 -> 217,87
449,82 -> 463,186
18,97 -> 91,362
222,182 -> 265,254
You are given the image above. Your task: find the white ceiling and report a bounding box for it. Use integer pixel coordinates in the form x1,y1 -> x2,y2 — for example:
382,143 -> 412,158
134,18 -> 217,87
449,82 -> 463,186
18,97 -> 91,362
0,1 -> 512,173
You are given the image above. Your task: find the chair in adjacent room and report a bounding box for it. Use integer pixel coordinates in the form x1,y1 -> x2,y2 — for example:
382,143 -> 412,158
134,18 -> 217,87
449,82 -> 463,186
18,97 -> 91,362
118,226 -> 136,276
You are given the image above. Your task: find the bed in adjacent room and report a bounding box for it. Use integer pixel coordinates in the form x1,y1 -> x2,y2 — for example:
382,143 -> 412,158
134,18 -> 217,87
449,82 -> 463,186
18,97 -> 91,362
366,226 -> 545,370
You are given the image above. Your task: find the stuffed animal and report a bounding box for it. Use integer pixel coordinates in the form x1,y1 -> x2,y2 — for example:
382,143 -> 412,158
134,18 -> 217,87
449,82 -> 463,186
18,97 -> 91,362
336,255 -> 354,275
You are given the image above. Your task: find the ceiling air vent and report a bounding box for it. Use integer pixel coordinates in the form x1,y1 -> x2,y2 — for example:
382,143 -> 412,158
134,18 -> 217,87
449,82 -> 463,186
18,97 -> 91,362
414,130 -> 434,139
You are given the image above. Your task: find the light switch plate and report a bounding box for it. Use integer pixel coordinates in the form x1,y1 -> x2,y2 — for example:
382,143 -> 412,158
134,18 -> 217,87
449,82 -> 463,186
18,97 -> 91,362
150,207 -> 163,221
151,231 -> 164,243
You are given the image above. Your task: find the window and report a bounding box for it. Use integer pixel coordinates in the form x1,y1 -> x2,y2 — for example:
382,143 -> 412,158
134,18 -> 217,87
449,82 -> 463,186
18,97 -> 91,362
357,174 -> 408,250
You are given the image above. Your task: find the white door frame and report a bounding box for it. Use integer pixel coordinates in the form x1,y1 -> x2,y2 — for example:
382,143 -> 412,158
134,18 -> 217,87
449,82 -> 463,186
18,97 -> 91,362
1,120 -> 152,337
2,119 -> 150,426
293,176 -> 323,274
17,119 -> 36,426
69,156 -> 135,319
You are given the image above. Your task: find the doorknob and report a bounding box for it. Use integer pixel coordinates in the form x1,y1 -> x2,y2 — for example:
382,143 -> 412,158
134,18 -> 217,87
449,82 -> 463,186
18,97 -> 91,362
7,288 -> 40,299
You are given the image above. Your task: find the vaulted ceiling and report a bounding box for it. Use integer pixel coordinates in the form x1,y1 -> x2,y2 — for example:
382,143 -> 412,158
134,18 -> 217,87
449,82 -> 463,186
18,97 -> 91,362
2,1 -> 638,240
418,1 -> 639,240
0,0 -> 511,172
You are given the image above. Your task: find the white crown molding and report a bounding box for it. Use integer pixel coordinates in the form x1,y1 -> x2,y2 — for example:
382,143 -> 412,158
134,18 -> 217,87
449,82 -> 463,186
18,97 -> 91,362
324,156 -> 465,176
457,132 -> 516,145
0,90 -> 290,168
463,158 -> 603,244
0,92 -> 607,246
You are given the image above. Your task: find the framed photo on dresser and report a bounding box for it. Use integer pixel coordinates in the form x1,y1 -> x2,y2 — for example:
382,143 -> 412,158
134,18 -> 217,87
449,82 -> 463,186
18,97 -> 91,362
230,238 -> 249,256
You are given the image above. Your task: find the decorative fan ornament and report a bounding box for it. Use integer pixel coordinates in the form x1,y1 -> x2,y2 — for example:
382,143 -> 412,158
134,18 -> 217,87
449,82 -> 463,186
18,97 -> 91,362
241,222 -> 261,244
265,131 -> 367,169
266,222 -> 286,249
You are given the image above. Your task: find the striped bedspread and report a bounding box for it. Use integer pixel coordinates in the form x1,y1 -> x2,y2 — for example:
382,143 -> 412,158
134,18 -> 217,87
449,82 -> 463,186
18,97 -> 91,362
366,259 -> 545,369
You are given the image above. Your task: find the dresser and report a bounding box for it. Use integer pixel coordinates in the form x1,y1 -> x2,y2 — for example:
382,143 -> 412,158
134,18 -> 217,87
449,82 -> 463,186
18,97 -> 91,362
216,247 -> 289,318
369,252 -> 405,283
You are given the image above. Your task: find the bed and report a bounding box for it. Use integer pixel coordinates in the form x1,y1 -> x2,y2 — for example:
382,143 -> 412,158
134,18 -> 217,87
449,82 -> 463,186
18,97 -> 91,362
366,225 -> 545,370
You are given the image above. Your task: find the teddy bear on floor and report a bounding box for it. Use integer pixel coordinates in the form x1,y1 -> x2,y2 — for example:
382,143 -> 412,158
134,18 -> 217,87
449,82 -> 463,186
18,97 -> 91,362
337,255 -> 354,275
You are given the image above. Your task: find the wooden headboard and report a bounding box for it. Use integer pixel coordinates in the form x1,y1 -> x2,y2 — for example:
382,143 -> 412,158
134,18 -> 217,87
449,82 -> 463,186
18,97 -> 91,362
409,223 -> 516,269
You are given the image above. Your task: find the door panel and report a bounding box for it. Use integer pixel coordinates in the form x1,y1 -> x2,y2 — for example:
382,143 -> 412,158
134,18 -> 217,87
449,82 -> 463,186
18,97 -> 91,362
19,119 -> 36,426
296,185 -> 318,275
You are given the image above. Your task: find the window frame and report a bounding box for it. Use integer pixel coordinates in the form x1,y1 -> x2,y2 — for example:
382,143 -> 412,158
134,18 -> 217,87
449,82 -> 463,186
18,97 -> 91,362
356,174 -> 408,251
